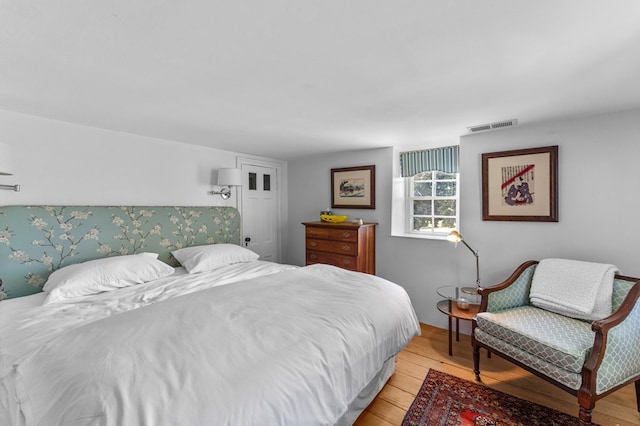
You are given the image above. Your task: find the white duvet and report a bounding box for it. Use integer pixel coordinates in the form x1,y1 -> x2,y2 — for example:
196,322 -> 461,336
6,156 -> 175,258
0,262 -> 419,426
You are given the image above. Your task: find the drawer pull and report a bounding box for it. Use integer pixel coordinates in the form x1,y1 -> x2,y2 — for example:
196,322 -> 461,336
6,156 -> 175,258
342,232 -> 351,238
309,253 -> 317,260
310,241 -> 318,247
342,259 -> 351,265
309,230 -> 317,235
341,245 -> 350,252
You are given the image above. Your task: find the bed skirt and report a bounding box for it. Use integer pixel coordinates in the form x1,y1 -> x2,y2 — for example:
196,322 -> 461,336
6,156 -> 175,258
336,356 -> 396,425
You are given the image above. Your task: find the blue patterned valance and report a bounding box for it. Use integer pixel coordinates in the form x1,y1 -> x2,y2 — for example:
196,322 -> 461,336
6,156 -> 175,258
0,206 -> 241,299
400,145 -> 459,177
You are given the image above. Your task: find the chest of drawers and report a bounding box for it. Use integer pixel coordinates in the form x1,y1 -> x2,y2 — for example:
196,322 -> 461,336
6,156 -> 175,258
302,221 -> 377,274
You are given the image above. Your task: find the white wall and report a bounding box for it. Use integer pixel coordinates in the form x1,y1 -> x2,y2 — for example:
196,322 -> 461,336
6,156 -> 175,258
459,107 -> 640,286
286,106 -> 640,330
0,110 -> 245,206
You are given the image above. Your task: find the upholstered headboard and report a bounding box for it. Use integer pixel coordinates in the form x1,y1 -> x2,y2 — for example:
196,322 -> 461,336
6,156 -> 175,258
0,206 -> 241,299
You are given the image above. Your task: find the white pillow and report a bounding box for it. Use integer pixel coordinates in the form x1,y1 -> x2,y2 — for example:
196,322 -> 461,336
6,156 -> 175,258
172,244 -> 259,274
43,252 -> 175,304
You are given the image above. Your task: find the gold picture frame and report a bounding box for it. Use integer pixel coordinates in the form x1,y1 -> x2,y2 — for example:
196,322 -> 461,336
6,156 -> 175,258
331,165 -> 376,209
482,146 -> 558,222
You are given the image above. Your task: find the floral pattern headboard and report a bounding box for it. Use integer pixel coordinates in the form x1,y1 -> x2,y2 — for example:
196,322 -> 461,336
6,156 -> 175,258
0,206 -> 241,300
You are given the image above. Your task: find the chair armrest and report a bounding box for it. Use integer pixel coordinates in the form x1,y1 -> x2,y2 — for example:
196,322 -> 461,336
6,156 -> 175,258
582,279 -> 640,395
478,260 -> 538,313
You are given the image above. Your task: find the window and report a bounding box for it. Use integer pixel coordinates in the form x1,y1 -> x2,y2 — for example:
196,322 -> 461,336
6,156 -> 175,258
408,171 -> 459,236
392,145 -> 460,239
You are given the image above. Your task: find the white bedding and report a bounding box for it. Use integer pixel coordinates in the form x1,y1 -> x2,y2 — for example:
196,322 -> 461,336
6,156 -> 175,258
0,261 -> 296,377
0,293 -> 47,323
0,262 -> 419,426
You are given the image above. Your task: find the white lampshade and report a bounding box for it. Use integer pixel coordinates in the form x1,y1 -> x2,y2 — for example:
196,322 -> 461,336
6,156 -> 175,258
0,143 -> 14,176
217,168 -> 242,186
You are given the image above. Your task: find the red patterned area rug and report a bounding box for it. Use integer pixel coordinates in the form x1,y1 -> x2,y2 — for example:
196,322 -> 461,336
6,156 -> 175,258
401,369 -> 599,426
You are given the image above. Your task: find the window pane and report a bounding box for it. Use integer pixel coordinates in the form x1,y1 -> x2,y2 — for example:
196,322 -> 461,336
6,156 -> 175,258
434,218 -> 457,230
249,173 -> 257,190
413,200 -> 432,215
434,171 -> 457,180
434,199 -> 456,216
436,181 -> 456,197
263,174 -> 271,191
413,171 -> 433,181
413,182 -> 432,197
413,217 -> 433,232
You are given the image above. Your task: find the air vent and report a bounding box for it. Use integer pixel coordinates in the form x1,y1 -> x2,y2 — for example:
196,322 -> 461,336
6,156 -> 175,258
467,119 -> 518,133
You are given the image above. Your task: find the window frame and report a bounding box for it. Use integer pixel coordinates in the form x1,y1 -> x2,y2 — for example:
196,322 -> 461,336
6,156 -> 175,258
405,171 -> 460,239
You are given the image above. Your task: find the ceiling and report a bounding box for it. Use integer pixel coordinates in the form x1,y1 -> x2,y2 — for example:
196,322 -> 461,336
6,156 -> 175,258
2,1 -> 640,160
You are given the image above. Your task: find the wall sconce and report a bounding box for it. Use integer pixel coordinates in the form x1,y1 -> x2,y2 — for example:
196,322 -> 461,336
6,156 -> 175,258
208,168 -> 242,199
447,230 -> 479,294
0,143 -> 20,192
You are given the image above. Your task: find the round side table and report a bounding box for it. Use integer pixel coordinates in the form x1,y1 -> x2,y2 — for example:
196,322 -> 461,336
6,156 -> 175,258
436,286 -> 481,356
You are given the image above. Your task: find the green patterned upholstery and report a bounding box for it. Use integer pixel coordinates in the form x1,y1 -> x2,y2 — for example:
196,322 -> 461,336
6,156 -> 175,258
486,264 -> 536,312
476,306 -> 593,373
612,278 -> 634,311
475,329 -> 582,390
597,299 -> 640,394
475,260 -> 640,411
0,206 -> 241,300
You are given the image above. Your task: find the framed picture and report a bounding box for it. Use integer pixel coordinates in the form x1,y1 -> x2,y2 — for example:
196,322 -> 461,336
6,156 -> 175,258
482,145 -> 558,222
331,165 -> 376,209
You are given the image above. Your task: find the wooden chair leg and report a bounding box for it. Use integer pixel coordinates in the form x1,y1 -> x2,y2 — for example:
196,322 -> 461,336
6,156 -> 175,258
578,391 -> 596,426
578,405 -> 593,426
473,344 -> 481,382
635,379 -> 640,413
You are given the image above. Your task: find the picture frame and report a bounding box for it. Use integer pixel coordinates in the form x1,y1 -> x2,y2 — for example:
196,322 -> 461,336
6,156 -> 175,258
482,145 -> 558,222
331,165 -> 376,209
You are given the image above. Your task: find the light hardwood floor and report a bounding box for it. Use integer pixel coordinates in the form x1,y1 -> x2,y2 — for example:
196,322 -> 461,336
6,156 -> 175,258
354,323 -> 640,426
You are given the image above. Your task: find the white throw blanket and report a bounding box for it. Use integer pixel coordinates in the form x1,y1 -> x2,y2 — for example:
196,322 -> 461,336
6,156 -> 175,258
530,258 -> 618,320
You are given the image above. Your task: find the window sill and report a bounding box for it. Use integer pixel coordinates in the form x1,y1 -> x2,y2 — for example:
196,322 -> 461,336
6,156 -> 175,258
389,232 -> 449,241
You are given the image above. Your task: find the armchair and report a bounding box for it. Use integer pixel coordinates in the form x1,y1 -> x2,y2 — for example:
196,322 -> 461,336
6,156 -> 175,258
472,260 -> 640,426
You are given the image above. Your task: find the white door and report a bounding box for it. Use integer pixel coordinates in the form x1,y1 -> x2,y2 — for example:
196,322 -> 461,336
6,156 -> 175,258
240,163 -> 279,262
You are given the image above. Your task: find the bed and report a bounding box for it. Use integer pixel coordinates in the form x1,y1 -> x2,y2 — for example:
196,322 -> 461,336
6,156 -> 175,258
0,206 -> 420,426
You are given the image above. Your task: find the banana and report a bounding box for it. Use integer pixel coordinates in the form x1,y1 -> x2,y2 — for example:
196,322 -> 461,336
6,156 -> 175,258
320,214 -> 349,223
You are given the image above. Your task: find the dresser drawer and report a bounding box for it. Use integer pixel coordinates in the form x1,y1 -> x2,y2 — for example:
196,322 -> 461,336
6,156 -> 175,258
305,251 -> 358,271
306,238 -> 357,255
305,227 -> 358,242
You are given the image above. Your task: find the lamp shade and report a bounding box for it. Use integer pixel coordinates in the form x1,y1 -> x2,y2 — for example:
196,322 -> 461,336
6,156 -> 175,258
447,230 -> 462,243
217,168 -> 242,186
0,143 -> 14,176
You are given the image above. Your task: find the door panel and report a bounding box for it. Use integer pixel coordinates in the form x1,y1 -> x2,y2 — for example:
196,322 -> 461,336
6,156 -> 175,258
241,164 -> 279,262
